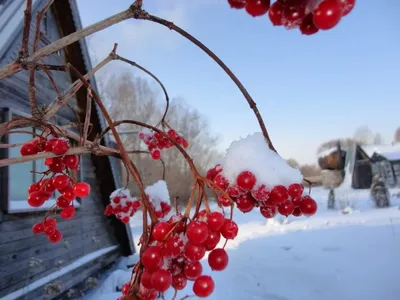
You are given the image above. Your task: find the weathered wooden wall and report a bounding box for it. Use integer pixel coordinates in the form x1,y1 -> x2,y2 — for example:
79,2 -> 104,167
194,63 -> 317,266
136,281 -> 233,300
0,3 -> 124,299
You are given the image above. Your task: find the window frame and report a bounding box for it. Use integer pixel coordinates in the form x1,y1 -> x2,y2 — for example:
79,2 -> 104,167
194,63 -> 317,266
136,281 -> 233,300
0,107 -> 82,214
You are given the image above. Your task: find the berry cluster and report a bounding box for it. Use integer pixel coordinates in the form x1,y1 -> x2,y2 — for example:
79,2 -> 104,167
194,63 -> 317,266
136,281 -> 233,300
120,209 -> 237,299
20,137 -> 91,243
207,164 -> 318,218
227,0 -> 356,35
139,129 -> 189,160
104,189 -> 141,224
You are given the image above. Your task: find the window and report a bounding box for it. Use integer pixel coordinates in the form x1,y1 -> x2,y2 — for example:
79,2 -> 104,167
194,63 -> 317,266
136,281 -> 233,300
0,108 -> 82,213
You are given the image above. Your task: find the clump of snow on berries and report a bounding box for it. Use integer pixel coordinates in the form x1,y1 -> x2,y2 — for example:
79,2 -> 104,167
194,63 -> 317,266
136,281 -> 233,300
221,132 -> 303,188
104,188 -> 140,223
145,180 -> 172,218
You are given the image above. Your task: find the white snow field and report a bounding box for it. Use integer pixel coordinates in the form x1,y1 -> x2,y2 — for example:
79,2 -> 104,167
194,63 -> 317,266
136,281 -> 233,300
87,186 -> 400,300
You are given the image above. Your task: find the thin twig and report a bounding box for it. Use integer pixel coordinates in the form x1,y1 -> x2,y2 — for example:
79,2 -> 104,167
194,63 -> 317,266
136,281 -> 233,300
19,0 -> 33,58
81,88 -> 93,146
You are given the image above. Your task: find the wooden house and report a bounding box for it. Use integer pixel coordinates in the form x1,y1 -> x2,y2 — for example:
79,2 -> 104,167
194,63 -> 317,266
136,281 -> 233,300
0,0 -> 135,299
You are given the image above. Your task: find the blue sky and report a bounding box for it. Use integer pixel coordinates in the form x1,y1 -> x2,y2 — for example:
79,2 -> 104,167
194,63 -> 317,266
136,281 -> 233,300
77,0 -> 400,165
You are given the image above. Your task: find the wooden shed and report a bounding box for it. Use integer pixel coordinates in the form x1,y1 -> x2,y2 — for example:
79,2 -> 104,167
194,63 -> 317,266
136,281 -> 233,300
0,0 -> 134,299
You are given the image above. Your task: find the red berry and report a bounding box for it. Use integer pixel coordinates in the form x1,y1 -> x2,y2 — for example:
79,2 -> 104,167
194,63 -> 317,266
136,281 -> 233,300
184,242 -> 206,262
227,185 -> 245,198
204,231 -> 221,251
165,234 -> 184,257
151,149 -> 161,160
213,174 -> 229,190
32,222 -> 44,234
182,138 -> 189,148
300,13 -> 319,35
73,182 -> 90,198
41,178 -> 56,193
236,171 -> 256,190
300,196 -> 318,216
260,205 -> 277,218
44,225 -> 56,236
184,261 -> 203,280
228,0 -> 246,9
292,196 -> 303,207
142,246 -> 163,271
207,212 -> 225,231
53,175 -> 70,190
45,138 -> 57,152
152,222 -> 172,242
208,248 -> 229,271
270,185 -> 288,204
27,191 -> 46,207
151,269 -> 172,292
48,229 -> 62,243
338,0 -> 355,16
167,129 -> 177,139
60,206 -> 76,220
62,186 -> 76,201
206,165 -> 222,181
245,0 -> 270,17
141,269 -> 154,289
121,283 -> 130,295
288,183 -> 303,198
193,275 -> 215,298
251,184 -> 270,202
28,182 -> 40,193
283,5 -> 306,29
63,155 -> 79,169
313,0 -> 343,30
292,206 -> 303,217
49,157 -> 66,173
268,1 -> 284,26
236,193 -> 256,213
20,143 -> 38,156
220,219 -> 239,240
278,200 -> 295,217
217,194 -> 232,207
56,196 -> 70,208
52,139 -> 70,155
44,218 -> 57,228
172,273 -> 187,290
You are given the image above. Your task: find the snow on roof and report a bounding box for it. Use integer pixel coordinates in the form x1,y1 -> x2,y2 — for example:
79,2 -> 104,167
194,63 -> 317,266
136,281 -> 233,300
317,147 -> 338,158
360,143 -> 400,161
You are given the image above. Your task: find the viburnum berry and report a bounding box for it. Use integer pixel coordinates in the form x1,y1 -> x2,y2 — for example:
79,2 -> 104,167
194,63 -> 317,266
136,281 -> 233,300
227,185 -> 244,198
288,183 -> 304,198
220,219 -> 239,240
20,143 -> 38,156
184,261 -> 203,280
121,283 -> 130,295
300,195 -> 318,216
40,178 -> 56,193
56,196 -> 70,208
151,149 -> 161,160
204,231 -> 221,251
292,206 -> 303,217
338,0 -> 356,16
245,0 -> 270,17
152,222 -> 172,242
292,196 -> 303,207
278,200 -> 295,217
73,182 -> 90,198
193,275 -> 215,298
184,242 -> 206,262
44,225 -> 56,236
260,205 -> 277,218
228,0 -> 246,9
141,269 -> 154,289
27,191 -> 46,207
48,229 -> 62,243
53,175 -> 70,190
313,0 -> 343,30
268,1 -> 284,26
45,138 -> 57,152
142,246 -> 163,271
207,211 -> 225,231
186,221 -> 209,245
151,269 -> 172,292
52,139 -> 70,155
44,218 -> 57,228
28,182 -> 40,193
172,273 -> 187,290
206,164 -> 222,181
63,155 -> 79,169
217,194 -> 231,207
283,5 -> 306,29
62,186 -> 76,201
32,222 -> 44,234
208,248 -> 229,271
236,193 -> 256,213
213,174 -> 229,190
60,206 -> 76,220
269,185 -> 288,204
236,171 -> 256,190
49,157 -> 66,173
300,13 -> 319,35
165,234 -> 184,257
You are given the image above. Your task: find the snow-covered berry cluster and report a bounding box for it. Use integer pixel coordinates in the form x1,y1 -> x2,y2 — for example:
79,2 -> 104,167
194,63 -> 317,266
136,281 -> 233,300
227,0 -> 356,35
21,137 -> 91,244
139,128 -> 189,160
145,180 -> 172,219
104,189 -> 141,224
208,133 -> 318,219
121,208 -> 237,299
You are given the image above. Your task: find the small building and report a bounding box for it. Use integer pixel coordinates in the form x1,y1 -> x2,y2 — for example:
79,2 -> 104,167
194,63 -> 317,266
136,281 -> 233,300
0,0 -> 134,299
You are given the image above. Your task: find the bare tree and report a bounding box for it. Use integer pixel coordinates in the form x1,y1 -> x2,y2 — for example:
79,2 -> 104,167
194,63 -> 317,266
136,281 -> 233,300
373,133 -> 383,145
354,126 -> 374,145
394,127 -> 400,143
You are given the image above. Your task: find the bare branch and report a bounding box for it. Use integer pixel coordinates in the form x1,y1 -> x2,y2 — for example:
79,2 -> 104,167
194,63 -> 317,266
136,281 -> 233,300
19,0 -> 33,58
82,89 -> 93,146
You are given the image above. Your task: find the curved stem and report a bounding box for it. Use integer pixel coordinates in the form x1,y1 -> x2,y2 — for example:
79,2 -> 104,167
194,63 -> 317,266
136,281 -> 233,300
115,55 -> 170,123
135,12 -> 277,152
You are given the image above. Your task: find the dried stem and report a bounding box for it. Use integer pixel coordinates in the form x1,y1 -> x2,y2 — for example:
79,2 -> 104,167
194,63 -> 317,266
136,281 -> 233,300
81,89 -> 93,146
136,12 -> 277,152
19,0 -> 33,58
115,55 -> 170,123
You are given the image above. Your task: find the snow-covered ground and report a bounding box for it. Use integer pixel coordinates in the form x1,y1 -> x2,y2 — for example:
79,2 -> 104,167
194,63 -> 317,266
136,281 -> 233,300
87,187 -> 400,300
